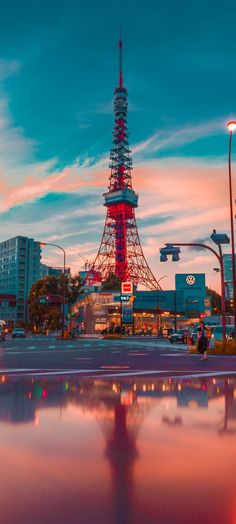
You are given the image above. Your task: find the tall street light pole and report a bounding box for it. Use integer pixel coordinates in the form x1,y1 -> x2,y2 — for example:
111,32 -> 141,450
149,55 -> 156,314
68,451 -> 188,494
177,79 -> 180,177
227,121 -> 236,337
40,242 -> 66,339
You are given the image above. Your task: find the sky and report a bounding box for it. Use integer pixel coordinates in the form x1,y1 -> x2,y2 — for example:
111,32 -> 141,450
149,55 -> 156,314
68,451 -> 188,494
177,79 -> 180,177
0,0 -> 236,292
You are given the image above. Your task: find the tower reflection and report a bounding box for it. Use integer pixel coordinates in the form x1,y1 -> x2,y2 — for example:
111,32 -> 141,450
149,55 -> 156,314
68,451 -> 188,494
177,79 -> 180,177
0,374 -> 235,523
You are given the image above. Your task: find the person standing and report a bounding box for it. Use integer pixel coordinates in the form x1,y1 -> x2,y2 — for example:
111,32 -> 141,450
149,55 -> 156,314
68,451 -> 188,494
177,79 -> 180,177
197,320 -> 209,361
186,329 -> 193,352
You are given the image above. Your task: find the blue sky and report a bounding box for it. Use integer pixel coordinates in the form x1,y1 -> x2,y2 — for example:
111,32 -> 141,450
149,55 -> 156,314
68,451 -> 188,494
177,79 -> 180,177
0,0 -> 235,290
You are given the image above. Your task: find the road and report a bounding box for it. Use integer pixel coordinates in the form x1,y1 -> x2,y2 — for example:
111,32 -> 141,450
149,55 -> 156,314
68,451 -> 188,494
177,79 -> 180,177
0,334 -> 235,380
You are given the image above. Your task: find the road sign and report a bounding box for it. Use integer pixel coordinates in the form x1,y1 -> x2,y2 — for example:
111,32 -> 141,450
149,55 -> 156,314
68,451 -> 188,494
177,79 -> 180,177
122,301 -> 134,323
121,282 -> 133,294
114,295 -> 135,302
122,307 -> 133,323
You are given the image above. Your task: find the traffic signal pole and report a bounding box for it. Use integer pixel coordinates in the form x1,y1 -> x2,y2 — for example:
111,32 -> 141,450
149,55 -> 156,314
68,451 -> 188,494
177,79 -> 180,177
170,242 -> 226,341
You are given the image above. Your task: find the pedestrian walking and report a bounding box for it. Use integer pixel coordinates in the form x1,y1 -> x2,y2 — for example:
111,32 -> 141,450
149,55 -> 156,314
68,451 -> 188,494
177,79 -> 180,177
186,329 -> 193,352
197,320 -> 209,361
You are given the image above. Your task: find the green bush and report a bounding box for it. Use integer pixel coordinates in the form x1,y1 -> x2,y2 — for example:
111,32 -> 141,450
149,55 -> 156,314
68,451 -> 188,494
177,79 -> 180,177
214,340 -> 236,354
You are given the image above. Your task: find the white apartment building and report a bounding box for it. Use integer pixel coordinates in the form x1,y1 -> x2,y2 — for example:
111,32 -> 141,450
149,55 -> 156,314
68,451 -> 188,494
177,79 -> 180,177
0,236 -> 41,325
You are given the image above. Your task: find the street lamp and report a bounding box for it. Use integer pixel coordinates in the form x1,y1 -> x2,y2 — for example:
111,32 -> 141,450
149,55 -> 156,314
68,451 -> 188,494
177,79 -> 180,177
227,121 -> 236,337
160,237 -> 228,340
40,242 -> 66,339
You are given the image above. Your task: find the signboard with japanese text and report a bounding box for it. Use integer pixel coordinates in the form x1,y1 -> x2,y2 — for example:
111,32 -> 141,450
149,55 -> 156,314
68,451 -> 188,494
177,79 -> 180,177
122,302 -> 133,323
121,282 -> 133,295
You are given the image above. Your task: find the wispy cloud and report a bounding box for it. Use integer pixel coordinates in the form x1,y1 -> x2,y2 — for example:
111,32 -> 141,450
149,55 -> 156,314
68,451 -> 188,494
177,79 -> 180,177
132,119 -> 225,158
0,59 -> 21,82
0,81 -> 230,292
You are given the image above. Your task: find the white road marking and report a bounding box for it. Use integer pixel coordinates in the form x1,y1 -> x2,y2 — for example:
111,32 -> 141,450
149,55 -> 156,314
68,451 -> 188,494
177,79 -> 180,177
95,370 -> 173,378
13,369 -> 100,377
163,353 -> 188,356
128,352 -> 147,356
170,370 -> 236,379
48,346 -> 56,349
2,346 -> 18,350
0,368 -> 44,373
75,357 -> 92,360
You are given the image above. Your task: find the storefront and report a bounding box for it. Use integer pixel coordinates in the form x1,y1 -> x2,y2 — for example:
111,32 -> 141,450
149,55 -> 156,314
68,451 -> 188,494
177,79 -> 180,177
72,279 -> 208,335
72,292 -> 121,334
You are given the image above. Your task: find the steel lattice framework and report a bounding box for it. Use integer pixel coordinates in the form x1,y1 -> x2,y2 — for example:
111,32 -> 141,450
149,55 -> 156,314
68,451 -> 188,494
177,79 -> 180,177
87,39 -> 161,290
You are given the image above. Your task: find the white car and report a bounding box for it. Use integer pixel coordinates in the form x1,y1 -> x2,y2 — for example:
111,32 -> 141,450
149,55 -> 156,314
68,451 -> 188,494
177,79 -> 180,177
12,328 -> 26,338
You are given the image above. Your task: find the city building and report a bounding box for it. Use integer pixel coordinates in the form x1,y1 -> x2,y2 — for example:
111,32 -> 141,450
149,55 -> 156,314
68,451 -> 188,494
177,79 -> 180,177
40,264 -> 71,278
223,254 -> 235,299
0,236 -> 41,325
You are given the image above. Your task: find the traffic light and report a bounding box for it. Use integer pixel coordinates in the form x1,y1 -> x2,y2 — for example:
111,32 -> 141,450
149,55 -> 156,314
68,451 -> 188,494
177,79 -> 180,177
159,244 -> 181,262
39,295 -> 50,304
160,253 -> 168,262
172,252 -> 180,262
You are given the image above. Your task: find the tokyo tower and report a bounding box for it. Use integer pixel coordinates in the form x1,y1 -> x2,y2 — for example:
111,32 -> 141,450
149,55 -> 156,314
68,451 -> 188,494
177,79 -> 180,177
88,39 -> 161,290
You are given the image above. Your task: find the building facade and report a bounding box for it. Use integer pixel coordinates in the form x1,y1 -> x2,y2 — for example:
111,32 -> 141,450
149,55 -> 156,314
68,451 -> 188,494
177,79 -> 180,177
72,274 -> 209,334
40,264 -> 71,278
223,254 -> 236,299
0,236 -> 41,325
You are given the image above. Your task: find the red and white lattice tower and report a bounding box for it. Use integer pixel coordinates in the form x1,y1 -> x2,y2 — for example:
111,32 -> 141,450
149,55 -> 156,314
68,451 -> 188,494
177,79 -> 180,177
88,39 -> 161,290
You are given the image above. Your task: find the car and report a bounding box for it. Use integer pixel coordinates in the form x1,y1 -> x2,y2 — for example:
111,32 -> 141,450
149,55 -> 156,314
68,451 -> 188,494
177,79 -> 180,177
135,328 -> 153,336
12,328 -> 26,338
168,329 -> 189,344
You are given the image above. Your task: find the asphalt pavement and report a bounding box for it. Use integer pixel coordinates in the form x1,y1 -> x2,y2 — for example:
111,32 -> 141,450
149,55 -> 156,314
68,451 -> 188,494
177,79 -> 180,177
0,333 -> 236,380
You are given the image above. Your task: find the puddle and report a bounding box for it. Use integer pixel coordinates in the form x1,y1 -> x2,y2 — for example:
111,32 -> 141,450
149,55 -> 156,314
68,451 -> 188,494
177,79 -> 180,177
0,374 -> 235,523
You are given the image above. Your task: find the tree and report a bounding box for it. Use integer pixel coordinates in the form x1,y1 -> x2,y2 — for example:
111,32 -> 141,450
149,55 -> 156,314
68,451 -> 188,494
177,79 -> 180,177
206,287 -> 221,315
101,273 -> 122,291
29,274 -> 84,330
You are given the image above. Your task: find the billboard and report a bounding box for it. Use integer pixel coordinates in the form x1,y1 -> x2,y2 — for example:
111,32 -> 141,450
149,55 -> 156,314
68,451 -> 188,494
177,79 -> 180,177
175,273 -> 206,315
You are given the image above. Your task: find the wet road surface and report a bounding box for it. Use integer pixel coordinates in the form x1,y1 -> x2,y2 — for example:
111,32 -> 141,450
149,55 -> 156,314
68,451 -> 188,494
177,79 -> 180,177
0,336 -> 235,523
0,334 -> 236,381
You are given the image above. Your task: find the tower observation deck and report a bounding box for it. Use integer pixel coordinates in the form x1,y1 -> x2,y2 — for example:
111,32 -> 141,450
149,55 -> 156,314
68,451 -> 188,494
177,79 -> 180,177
87,39 -> 161,290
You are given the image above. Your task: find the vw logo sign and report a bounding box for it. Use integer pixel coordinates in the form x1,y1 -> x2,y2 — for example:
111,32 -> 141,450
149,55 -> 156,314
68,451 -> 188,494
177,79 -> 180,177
186,275 -> 196,286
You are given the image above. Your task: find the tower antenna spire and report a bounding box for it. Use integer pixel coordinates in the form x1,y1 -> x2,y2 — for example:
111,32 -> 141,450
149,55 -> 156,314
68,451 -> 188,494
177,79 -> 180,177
119,31 -> 123,87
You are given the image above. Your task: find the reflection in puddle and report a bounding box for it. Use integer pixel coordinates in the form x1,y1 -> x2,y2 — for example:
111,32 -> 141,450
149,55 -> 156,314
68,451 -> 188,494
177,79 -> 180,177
0,375 -> 235,523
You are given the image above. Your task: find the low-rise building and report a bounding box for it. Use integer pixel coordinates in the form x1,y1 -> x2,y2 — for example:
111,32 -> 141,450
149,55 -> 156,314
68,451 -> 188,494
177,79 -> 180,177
72,273 -> 209,334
